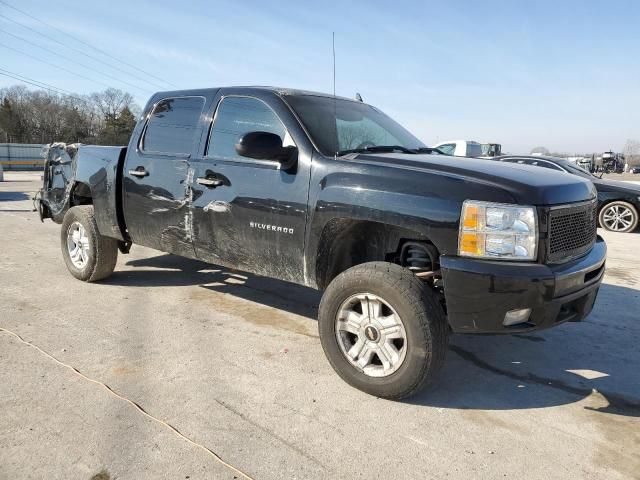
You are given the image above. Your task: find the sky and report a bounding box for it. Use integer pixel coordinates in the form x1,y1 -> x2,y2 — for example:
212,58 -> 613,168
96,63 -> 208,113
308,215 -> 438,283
0,0 -> 638,154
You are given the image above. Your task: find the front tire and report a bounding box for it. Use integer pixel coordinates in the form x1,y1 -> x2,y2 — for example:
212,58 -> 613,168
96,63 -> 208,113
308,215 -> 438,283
60,206 -> 118,282
599,201 -> 639,233
318,262 -> 448,399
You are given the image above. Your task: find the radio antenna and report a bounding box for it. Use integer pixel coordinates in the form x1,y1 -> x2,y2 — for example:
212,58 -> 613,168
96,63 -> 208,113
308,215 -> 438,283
332,32 -> 338,159
332,31 -> 336,97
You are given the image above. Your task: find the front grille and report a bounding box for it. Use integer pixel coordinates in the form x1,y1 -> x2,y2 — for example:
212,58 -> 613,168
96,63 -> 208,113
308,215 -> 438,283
547,200 -> 597,263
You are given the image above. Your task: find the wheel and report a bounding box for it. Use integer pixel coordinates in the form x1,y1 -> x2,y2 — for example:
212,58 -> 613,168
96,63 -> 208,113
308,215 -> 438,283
60,206 -> 118,282
599,201 -> 639,233
318,262 -> 448,399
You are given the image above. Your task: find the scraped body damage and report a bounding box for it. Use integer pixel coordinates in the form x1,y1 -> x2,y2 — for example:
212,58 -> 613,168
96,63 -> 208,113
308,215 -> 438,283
122,160 -> 197,259
40,143 -> 77,220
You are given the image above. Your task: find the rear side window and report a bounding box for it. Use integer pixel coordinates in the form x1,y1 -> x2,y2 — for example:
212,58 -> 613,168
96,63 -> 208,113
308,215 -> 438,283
530,160 -> 563,171
208,96 -> 286,160
142,96 -> 205,155
505,158 -> 563,171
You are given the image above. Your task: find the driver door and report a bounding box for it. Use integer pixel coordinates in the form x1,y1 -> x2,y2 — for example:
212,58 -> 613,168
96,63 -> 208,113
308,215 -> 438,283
189,93 -> 312,284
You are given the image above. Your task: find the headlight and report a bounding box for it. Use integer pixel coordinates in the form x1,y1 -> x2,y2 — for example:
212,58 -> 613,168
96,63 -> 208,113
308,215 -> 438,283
458,200 -> 538,260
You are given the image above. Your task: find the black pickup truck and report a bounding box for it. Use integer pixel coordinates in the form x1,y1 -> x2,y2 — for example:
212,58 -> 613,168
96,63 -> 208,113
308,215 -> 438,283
37,86 -> 606,399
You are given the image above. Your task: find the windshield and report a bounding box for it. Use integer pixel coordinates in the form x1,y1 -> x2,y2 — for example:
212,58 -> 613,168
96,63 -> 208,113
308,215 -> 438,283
284,95 -> 426,156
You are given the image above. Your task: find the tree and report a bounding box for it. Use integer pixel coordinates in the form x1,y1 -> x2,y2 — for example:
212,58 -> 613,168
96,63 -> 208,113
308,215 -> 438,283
530,146 -> 550,155
98,106 -> 136,145
623,139 -> 640,167
90,88 -> 136,122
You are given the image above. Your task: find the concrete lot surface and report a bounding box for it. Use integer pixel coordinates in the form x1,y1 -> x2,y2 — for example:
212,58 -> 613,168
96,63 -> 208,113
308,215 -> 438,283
1,172 -> 639,480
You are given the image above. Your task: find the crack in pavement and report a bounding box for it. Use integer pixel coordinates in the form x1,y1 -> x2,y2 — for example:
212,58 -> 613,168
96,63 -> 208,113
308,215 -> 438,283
0,327 -> 255,480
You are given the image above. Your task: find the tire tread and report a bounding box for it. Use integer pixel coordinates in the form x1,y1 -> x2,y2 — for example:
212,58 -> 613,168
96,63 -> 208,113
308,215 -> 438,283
60,206 -> 118,282
318,261 -> 448,399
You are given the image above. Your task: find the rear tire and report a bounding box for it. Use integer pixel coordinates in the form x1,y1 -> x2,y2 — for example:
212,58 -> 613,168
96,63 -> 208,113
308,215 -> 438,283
60,206 -> 118,282
318,262 -> 448,399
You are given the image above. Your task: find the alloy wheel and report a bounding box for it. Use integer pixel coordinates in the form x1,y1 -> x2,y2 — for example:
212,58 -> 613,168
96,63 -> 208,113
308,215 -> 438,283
66,221 -> 90,269
602,204 -> 635,231
335,293 -> 408,377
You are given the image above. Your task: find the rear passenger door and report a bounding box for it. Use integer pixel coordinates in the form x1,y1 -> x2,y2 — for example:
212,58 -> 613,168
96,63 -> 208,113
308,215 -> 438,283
189,92 -> 312,284
123,96 -> 205,257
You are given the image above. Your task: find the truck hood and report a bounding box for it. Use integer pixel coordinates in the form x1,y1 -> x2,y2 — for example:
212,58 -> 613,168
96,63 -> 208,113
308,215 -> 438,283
348,152 -> 597,206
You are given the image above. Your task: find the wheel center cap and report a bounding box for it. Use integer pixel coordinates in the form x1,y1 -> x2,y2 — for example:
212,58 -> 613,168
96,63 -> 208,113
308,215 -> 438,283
364,325 -> 380,342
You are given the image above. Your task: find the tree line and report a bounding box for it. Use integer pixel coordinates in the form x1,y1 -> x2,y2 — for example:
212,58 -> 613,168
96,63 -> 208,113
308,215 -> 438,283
0,85 -> 140,146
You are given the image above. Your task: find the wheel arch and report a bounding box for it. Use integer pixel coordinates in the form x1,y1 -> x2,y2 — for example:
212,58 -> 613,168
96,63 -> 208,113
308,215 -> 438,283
314,217 -> 441,290
70,181 -> 94,205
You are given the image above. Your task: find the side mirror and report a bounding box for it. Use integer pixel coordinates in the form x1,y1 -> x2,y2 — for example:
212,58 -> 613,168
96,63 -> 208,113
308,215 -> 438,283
235,131 -> 298,170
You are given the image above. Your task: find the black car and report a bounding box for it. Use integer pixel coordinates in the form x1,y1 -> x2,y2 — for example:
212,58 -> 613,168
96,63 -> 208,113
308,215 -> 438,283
631,166 -> 640,174
494,155 -> 640,233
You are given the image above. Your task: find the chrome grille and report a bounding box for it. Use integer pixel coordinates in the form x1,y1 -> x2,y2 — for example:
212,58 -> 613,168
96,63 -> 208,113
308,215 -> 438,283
548,200 -> 597,263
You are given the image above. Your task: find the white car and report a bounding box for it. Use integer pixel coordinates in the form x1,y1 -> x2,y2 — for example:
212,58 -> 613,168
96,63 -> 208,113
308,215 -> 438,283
433,140 -> 483,157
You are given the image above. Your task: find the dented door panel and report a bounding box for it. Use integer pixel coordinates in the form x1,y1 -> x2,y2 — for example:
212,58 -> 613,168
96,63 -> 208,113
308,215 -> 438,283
189,89 -> 314,284
122,95 -> 208,258
122,158 -> 196,257
190,159 -> 309,283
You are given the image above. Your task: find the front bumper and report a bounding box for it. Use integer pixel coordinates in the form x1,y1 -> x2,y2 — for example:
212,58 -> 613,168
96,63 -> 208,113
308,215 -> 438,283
440,236 -> 607,333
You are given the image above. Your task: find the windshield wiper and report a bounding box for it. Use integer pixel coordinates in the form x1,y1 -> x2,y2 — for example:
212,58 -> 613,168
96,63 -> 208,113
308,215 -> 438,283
337,145 -> 416,156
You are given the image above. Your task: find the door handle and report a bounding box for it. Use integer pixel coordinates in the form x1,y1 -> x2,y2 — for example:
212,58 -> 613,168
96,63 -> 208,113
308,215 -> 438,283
196,176 -> 223,188
128,168 -> 148,178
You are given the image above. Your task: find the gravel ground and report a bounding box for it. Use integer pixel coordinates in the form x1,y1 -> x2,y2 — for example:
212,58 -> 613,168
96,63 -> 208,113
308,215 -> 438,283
1,171 -> 639,480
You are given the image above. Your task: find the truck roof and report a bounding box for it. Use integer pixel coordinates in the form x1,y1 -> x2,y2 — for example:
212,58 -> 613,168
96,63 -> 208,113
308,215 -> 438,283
150,86 -> 359,103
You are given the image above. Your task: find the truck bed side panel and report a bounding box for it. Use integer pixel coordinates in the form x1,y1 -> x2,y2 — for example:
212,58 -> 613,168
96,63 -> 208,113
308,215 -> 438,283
40,144 -> 127,241
75,146 -> 128,240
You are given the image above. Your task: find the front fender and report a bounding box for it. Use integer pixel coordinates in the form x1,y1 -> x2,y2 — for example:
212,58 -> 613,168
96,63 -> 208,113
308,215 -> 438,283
305,171 -> 463,288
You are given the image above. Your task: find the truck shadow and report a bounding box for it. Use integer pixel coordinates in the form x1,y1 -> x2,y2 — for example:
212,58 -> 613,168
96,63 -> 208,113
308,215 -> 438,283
112,253 -> 321,319
112,254 -> 640,418
411,282 -> 640,418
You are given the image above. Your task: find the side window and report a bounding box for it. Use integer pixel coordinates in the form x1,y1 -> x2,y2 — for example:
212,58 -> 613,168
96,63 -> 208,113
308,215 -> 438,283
208,96 -> 288,160
437,144 -> 456,155
504,158 -> 563,171
466,143 -> 483,157
533,160 -> 563,171
142,97 -> 205,155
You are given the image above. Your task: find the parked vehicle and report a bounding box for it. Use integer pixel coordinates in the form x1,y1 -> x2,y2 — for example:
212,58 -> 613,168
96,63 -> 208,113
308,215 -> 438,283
631,166 -> 640,174
432,140 -> 483,157
36,87 -> 606,399
494,155 -> 640,233
481,142 -> 502,157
